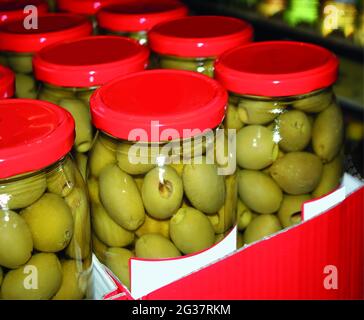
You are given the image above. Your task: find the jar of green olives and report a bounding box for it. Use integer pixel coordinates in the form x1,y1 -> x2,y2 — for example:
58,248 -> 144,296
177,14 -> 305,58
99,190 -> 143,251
33,36 -> 149,177
0,13 -> 92,99
0,99 -> 92,300
0,65 -> 15,98
149,16 -> 253,77
97,0 -> 188,45
215,41 -> 344,245
89,70 -> 237,289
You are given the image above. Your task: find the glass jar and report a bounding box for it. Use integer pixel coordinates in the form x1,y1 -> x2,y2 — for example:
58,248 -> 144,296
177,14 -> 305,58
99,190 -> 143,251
0,13 -> 92,99
89,70 -> 236,290
149,16 -> 253,77
97,0 -> 188,45
33,36 -> 150,177
0,65 -> 15,98
215,41 -> 344,245
0,99 -> 92,300
0,0 -> 48,26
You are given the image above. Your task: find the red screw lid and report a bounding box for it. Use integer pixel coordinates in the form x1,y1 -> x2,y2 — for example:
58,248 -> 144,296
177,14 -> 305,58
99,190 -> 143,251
0,99 -> 75,179
215,41 -> 339,97
0,65 -> 15,98
149,16 -> 253,58
58,0 -> 121,15
33,36 -> 150,87
0,0 -> 48,25
90,70 -> 228,141
97,0 -> 188,33
0,13 -> 92,53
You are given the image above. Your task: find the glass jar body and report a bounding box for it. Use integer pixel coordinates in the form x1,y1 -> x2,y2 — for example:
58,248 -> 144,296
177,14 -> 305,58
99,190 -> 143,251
0,154 -> 92,300
87,130 -> 238,288
225,87 -> 344,244
101,29 -> 148,45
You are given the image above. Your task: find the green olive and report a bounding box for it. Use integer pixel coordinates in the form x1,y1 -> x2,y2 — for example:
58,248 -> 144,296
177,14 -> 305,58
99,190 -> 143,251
135,214 -> 170,239
38,90 -> 61,105
88,135 -> 117,178
237,98 -> 285,125
237,232 -> 244,248
92,234 -> 108,265
47,158 -> 75,197
92,204 -> 134,247
134,175 -> 144,191
182,156 -> 225,214
0,210 -> 33,269
15,73 -> 37,99
0,253 -> 62,300
312,151 -> 343,198
8,54 -> 33,73
278,194 -> 311,228
224,104 -> 244,130
236,125 -> 279,170
159,57 -> 200,72
170,207 -> 215,255
276,110 -> 312,152
0,173 -> 46,210
312,102 -> 344,163
87,177 -> 101,205
141,166 -> 183,220
20,193 -> 74,253
244,214 -> 282,244
59,99 -> 93,153
238,170 -> 283,214
99,165 -> 145,231
135,234 -> 181,259
237,200 -> 253,231
75,153 -> 88,181
215,233 -> 225,244
77,90 -> 94,105
270,152 -> 323,195
116,142 -> 155,175
293,90 -> 333,113
105,247 -> 133,289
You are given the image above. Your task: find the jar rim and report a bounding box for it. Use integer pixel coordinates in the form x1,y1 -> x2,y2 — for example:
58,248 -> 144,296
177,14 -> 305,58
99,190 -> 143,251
0,99 -> 75,179
149,16 -> 253,58
215,41 -> 339,97
58,0 -> 120,15
97,0 -> 188,33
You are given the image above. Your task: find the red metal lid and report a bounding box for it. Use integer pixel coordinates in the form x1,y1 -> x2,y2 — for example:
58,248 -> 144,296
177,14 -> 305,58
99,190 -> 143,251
215,41 -> 339,97
33,36 -> 150,87
0,65 -> 15,98
0,13 -> 92,53
0,99 -> 75,179
58,0 -> 121,15
90,70 -> 228,141
0,0 -> 48,25
97,0 -> 188,32
149,16 -> 253,58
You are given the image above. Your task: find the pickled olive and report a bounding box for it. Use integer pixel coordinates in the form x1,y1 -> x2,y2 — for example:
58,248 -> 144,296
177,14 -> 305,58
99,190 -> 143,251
169,163 -> 184,177
238,170 -> 283,214
0,210 -> 33,269
15,73 -> 37,99
270,152 -> 323,195
215,233 -> 225,244
20,193 -> 74,253
47,159 -> 75,197
136,234 -> 181,259
312,152 -> 343,198
38,90 -> 61,104
244,214 -> 282,244
42,86 -> 75,100
293,90 -> 333,113
116,143 -> 155,175
53,260 -> 86,300
89,135 -> 117,178
142,166 -> 183,220
77,90 -> 94,105
99,165 -> 145,231
75,153 -> 88,181
237,200 -> 253,231
0,253 -> 62,300
237,98 -> 285,125
312,102 -> 344,163
224,104 -> 244,130
159,57 -> 200,72
278,194 -> 311,228
182,156 -> 225,214
58,99 -> 93,153
105,248 -> 133,289
276,110 -> 312,152
236,125 -> 279,170
92,234 -> 108,265
135,214 -> 170,239
0,174 -> 46,210
169,207 -> 215,255
87,178 -> 101,205
215,132 -> 235,169
92,204 -> 134,247
237,232 -> 244,248
134,176 -> 144,192
7,55 -> 33,74
64,188 -> 91,260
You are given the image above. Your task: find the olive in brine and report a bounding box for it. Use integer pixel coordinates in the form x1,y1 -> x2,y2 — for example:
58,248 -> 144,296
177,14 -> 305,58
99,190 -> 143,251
224,104 -> 244,130
237,200 -> 253,231
278,194 -> 311,228
47,158 -> 75,197
135,214 -> 170,239
135,234 -> 181,259
89,135 -> 117,178
244,214 -> 282,244
293,90 -> 333,113
105,248 -> 133,289
15,73 -> 37,99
